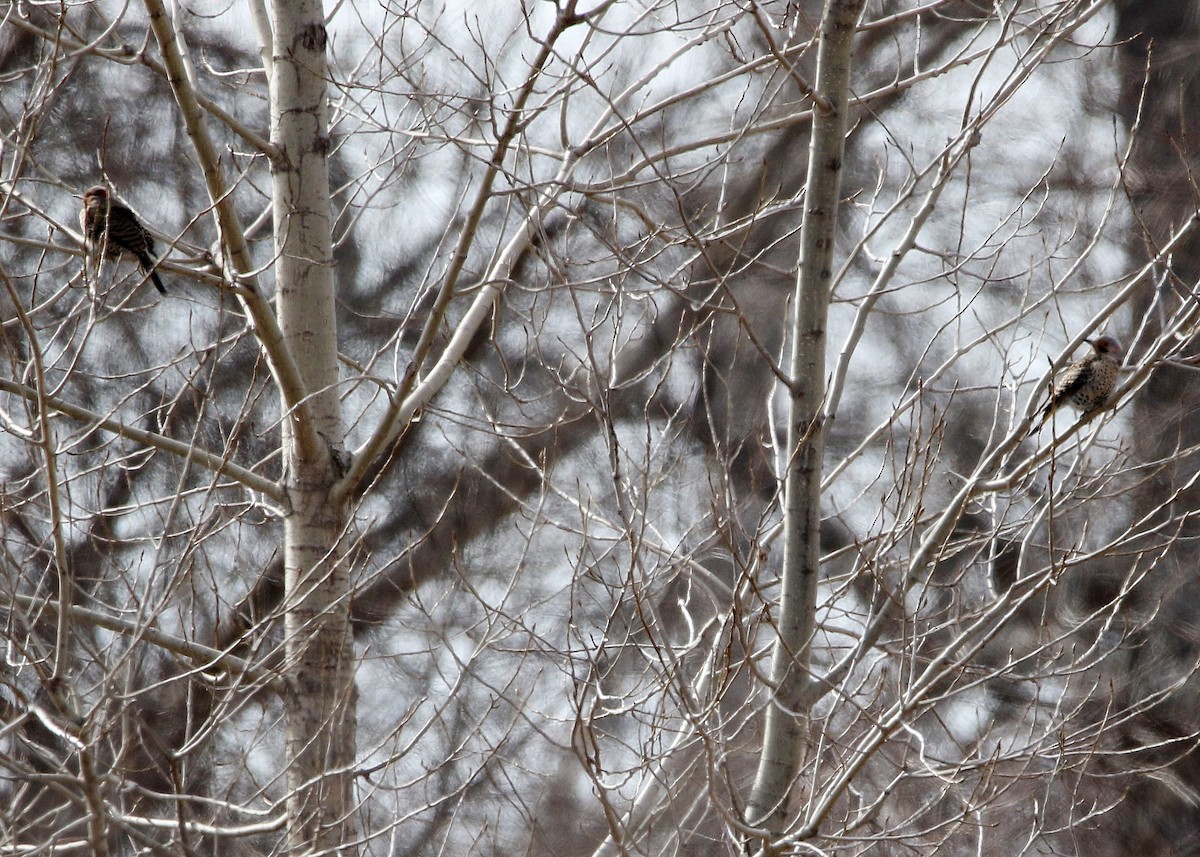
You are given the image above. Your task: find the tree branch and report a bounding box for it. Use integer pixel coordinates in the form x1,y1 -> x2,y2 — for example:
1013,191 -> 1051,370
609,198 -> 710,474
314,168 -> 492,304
0,376 -> 284,501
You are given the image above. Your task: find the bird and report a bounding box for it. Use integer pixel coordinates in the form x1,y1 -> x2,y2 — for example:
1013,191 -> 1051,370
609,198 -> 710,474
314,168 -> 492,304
1028,335 -> 1122,436
80,185 -> 166,294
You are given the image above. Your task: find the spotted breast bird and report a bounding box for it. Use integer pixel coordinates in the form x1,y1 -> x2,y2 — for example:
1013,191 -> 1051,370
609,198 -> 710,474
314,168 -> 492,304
1028,335 -> 1122,436
80,186 -> 166,294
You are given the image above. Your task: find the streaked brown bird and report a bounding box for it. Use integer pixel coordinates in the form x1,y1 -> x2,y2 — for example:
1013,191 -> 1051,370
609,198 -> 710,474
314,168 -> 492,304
80,186 -> 166,294
1028,335 -> 1122,436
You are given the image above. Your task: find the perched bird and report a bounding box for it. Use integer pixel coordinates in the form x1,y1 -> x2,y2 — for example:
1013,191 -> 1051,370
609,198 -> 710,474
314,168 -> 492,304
1028,335 -> 1122,435
80,186 -> 166,294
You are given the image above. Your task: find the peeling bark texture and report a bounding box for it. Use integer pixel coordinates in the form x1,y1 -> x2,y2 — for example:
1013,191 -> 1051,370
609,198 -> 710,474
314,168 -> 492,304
270,0 -> 356,853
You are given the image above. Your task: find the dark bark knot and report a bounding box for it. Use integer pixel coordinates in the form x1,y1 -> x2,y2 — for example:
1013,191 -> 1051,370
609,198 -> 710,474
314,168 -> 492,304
294,22 -> 327,53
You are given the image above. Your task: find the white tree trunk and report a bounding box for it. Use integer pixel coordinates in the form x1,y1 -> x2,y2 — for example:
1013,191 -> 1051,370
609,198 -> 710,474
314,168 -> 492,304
746,0 -> 866,840
268,0 -> 356,853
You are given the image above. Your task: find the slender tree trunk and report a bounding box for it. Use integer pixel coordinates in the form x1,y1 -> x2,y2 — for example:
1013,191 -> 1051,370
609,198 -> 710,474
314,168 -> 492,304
746,0 -> 866,840
269,0 -> 356,853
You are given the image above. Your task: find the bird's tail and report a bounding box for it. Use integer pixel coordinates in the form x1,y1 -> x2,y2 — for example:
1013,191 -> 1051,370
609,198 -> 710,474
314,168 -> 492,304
1026,405 -> 1050,437
137,254 -> 167,294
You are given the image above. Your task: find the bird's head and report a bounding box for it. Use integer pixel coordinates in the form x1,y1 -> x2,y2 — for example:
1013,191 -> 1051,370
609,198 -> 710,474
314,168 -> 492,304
82,186 -> 110,204
1088,335 -> 1122,357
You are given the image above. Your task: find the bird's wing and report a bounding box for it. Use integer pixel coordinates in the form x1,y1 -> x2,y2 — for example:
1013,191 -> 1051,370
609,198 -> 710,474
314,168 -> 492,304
1050,360 -> 1088,403
113,204 -> 158,255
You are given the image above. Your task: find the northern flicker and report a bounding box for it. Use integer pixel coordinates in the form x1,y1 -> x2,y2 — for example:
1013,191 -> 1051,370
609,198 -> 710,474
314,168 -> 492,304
1028,335 -> 1122,436
80,186 -> 166,294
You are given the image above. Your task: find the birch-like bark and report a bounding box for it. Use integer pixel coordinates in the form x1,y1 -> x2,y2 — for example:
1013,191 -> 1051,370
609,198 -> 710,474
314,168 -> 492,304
269,0 -> 355,853
145,0 -> 320,459
746,0 -> 866,839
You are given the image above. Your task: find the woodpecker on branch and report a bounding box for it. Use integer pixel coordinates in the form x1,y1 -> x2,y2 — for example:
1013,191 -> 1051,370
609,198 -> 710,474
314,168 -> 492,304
80,185 -> 166,294
1028,335 -> 1122,436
